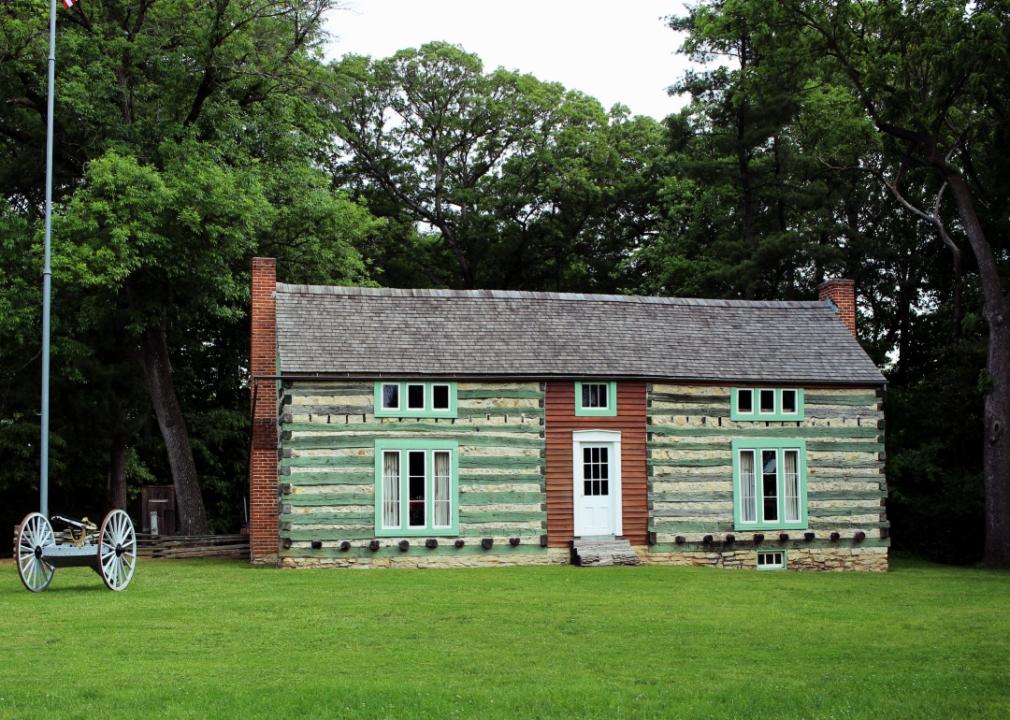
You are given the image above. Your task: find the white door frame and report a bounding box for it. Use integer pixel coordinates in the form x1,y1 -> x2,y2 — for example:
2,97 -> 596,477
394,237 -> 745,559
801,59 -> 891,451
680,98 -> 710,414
572,430 -> 623,536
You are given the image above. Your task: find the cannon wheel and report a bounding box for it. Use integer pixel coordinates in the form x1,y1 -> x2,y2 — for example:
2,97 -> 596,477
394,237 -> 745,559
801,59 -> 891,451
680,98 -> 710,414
16,512 -> 56,592
97,509 -> 137,591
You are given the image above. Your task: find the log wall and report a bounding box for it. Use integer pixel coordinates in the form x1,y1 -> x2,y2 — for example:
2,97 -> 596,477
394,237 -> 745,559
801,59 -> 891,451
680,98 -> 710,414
644,383 -> 889,571
278,380 -> 561,567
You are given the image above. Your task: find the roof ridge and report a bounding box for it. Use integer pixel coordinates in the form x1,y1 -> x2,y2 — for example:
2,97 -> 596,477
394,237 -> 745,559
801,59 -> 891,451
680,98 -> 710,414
274,283 -> 829,309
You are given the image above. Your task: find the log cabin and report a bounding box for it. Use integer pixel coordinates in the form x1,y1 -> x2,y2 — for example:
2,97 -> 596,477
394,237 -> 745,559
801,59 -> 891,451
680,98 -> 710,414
249,258 -> 888,571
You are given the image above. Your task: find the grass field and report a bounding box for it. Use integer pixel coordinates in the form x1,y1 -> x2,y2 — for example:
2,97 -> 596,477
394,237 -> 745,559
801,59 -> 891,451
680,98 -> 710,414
2,557 -> 1009,719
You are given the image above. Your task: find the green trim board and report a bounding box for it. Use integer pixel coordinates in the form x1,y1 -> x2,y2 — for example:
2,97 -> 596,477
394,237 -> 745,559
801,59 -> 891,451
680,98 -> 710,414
373,381 -> 458,418
731,437 -> 809,531
575,381 -> 618,416
731,388 -> 805,421
373,438 -> 460,537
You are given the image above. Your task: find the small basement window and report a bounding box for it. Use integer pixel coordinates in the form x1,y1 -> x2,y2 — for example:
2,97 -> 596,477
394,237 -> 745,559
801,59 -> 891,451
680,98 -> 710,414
575,381 -> 617,417
757,551 -> 786,570
374,382 -> 457,418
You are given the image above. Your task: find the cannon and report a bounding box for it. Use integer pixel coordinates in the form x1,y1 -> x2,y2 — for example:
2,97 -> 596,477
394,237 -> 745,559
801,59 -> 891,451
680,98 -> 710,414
15,510 -> 137,592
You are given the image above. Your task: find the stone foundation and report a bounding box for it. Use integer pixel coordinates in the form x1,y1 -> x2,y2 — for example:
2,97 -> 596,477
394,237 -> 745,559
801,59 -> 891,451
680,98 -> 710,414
274,544 -> 888,571
279,547 -> 570,569
638,545 -> 888,572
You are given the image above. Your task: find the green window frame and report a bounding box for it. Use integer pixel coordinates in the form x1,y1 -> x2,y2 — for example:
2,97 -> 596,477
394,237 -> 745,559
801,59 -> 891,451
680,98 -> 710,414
731,388 -> 805,421
732,438 -> 808,531
575,381 -> 618,417
374,439 -> 459,537
374,381 -> 458,418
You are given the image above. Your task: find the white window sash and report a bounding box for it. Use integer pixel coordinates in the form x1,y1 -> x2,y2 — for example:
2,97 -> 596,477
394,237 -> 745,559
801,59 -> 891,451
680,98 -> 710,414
382,451 -> 400,529
783,449 -> 800,522
432,451 -> 452,528
740,450 -> 757,523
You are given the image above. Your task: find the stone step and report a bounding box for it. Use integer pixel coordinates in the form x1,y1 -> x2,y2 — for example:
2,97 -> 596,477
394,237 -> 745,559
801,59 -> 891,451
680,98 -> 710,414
572,535 -> 641,566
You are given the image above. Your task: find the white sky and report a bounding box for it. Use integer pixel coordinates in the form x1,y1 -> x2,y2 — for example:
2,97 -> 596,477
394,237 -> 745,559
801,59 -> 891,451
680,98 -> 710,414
324,1 -> 692,120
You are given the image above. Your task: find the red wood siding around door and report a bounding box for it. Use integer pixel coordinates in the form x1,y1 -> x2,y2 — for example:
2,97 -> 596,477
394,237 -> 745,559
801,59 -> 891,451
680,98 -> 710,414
544,382 -> 648,547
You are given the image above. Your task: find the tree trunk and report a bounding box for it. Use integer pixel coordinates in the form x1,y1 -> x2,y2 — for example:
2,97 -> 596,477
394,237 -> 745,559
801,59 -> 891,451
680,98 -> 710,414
982,324 -> 1010,567
945,172 -> 1010,568
140,320 -> 209,534
107,438 -> 128,510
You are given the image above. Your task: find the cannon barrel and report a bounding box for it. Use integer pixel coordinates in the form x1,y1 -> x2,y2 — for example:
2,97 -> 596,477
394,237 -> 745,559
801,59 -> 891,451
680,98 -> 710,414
51,514 -> 95,531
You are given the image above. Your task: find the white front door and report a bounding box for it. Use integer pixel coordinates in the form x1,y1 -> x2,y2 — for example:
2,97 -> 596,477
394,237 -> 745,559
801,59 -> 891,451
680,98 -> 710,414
573,431 -> 622,537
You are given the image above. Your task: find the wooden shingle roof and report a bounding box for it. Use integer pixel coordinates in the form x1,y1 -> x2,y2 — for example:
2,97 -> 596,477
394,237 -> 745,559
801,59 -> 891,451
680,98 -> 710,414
274,284 -> 885,386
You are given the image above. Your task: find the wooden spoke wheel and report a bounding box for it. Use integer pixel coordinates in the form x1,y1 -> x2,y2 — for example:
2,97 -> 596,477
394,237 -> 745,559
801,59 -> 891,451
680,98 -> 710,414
16,512 -> 56,592
97,510 -> 137,591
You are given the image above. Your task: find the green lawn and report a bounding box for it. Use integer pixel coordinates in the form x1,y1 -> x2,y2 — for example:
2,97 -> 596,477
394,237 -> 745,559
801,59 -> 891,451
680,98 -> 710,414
2,557 -> 1009,719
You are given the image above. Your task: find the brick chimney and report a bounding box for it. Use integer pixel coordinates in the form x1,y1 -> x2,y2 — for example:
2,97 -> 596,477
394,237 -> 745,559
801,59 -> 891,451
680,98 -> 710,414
249,257 -> 278,563
818,278 -> 857,337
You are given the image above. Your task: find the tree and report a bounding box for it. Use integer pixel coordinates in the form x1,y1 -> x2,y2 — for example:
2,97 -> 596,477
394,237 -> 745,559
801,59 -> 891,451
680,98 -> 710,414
330,42 -> 668,291
776,0 -> 1010,567
646,1 -> 867,300
1,0 -> 376,532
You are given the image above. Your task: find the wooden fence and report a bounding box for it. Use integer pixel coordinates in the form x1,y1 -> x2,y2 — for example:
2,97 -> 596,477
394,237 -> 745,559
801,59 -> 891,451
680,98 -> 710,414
136,533 -> 249,559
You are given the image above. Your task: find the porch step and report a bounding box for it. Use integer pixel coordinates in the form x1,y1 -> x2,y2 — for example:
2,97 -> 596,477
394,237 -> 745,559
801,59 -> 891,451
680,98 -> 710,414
572,535 -> 641,567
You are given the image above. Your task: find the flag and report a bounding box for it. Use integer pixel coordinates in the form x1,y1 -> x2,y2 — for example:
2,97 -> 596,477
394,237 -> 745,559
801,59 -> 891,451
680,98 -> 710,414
63,0 -> 75,8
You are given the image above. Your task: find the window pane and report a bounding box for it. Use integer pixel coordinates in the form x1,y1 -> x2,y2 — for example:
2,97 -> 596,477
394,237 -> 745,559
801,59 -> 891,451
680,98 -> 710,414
760,389 -> 775,413
408,451 -> 425,527
582,445 -> 610,494
762,449 -> 778,522
582,383 -> 608,408
584,480 -> 592,496
738,389 -> 753,413
782,390 -> 797,413
740,450 -> 756,522
407,384 -> 425,410
432,384 -> 450,410
382,384 -> 399,410
382,451 -> 400,528
784,450 -> 800,522
433,451 -> 451,527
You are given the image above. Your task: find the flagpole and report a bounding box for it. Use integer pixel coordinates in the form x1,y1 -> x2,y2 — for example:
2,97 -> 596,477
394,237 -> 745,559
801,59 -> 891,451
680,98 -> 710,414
40,0 -> 58,518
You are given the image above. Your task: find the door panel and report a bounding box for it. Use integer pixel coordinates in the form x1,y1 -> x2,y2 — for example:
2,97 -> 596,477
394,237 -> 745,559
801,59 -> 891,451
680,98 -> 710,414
575,442 -> 616,535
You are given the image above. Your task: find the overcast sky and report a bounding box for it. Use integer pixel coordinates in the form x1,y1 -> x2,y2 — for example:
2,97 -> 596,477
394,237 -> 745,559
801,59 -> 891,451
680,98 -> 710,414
324,1 -> 692,120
